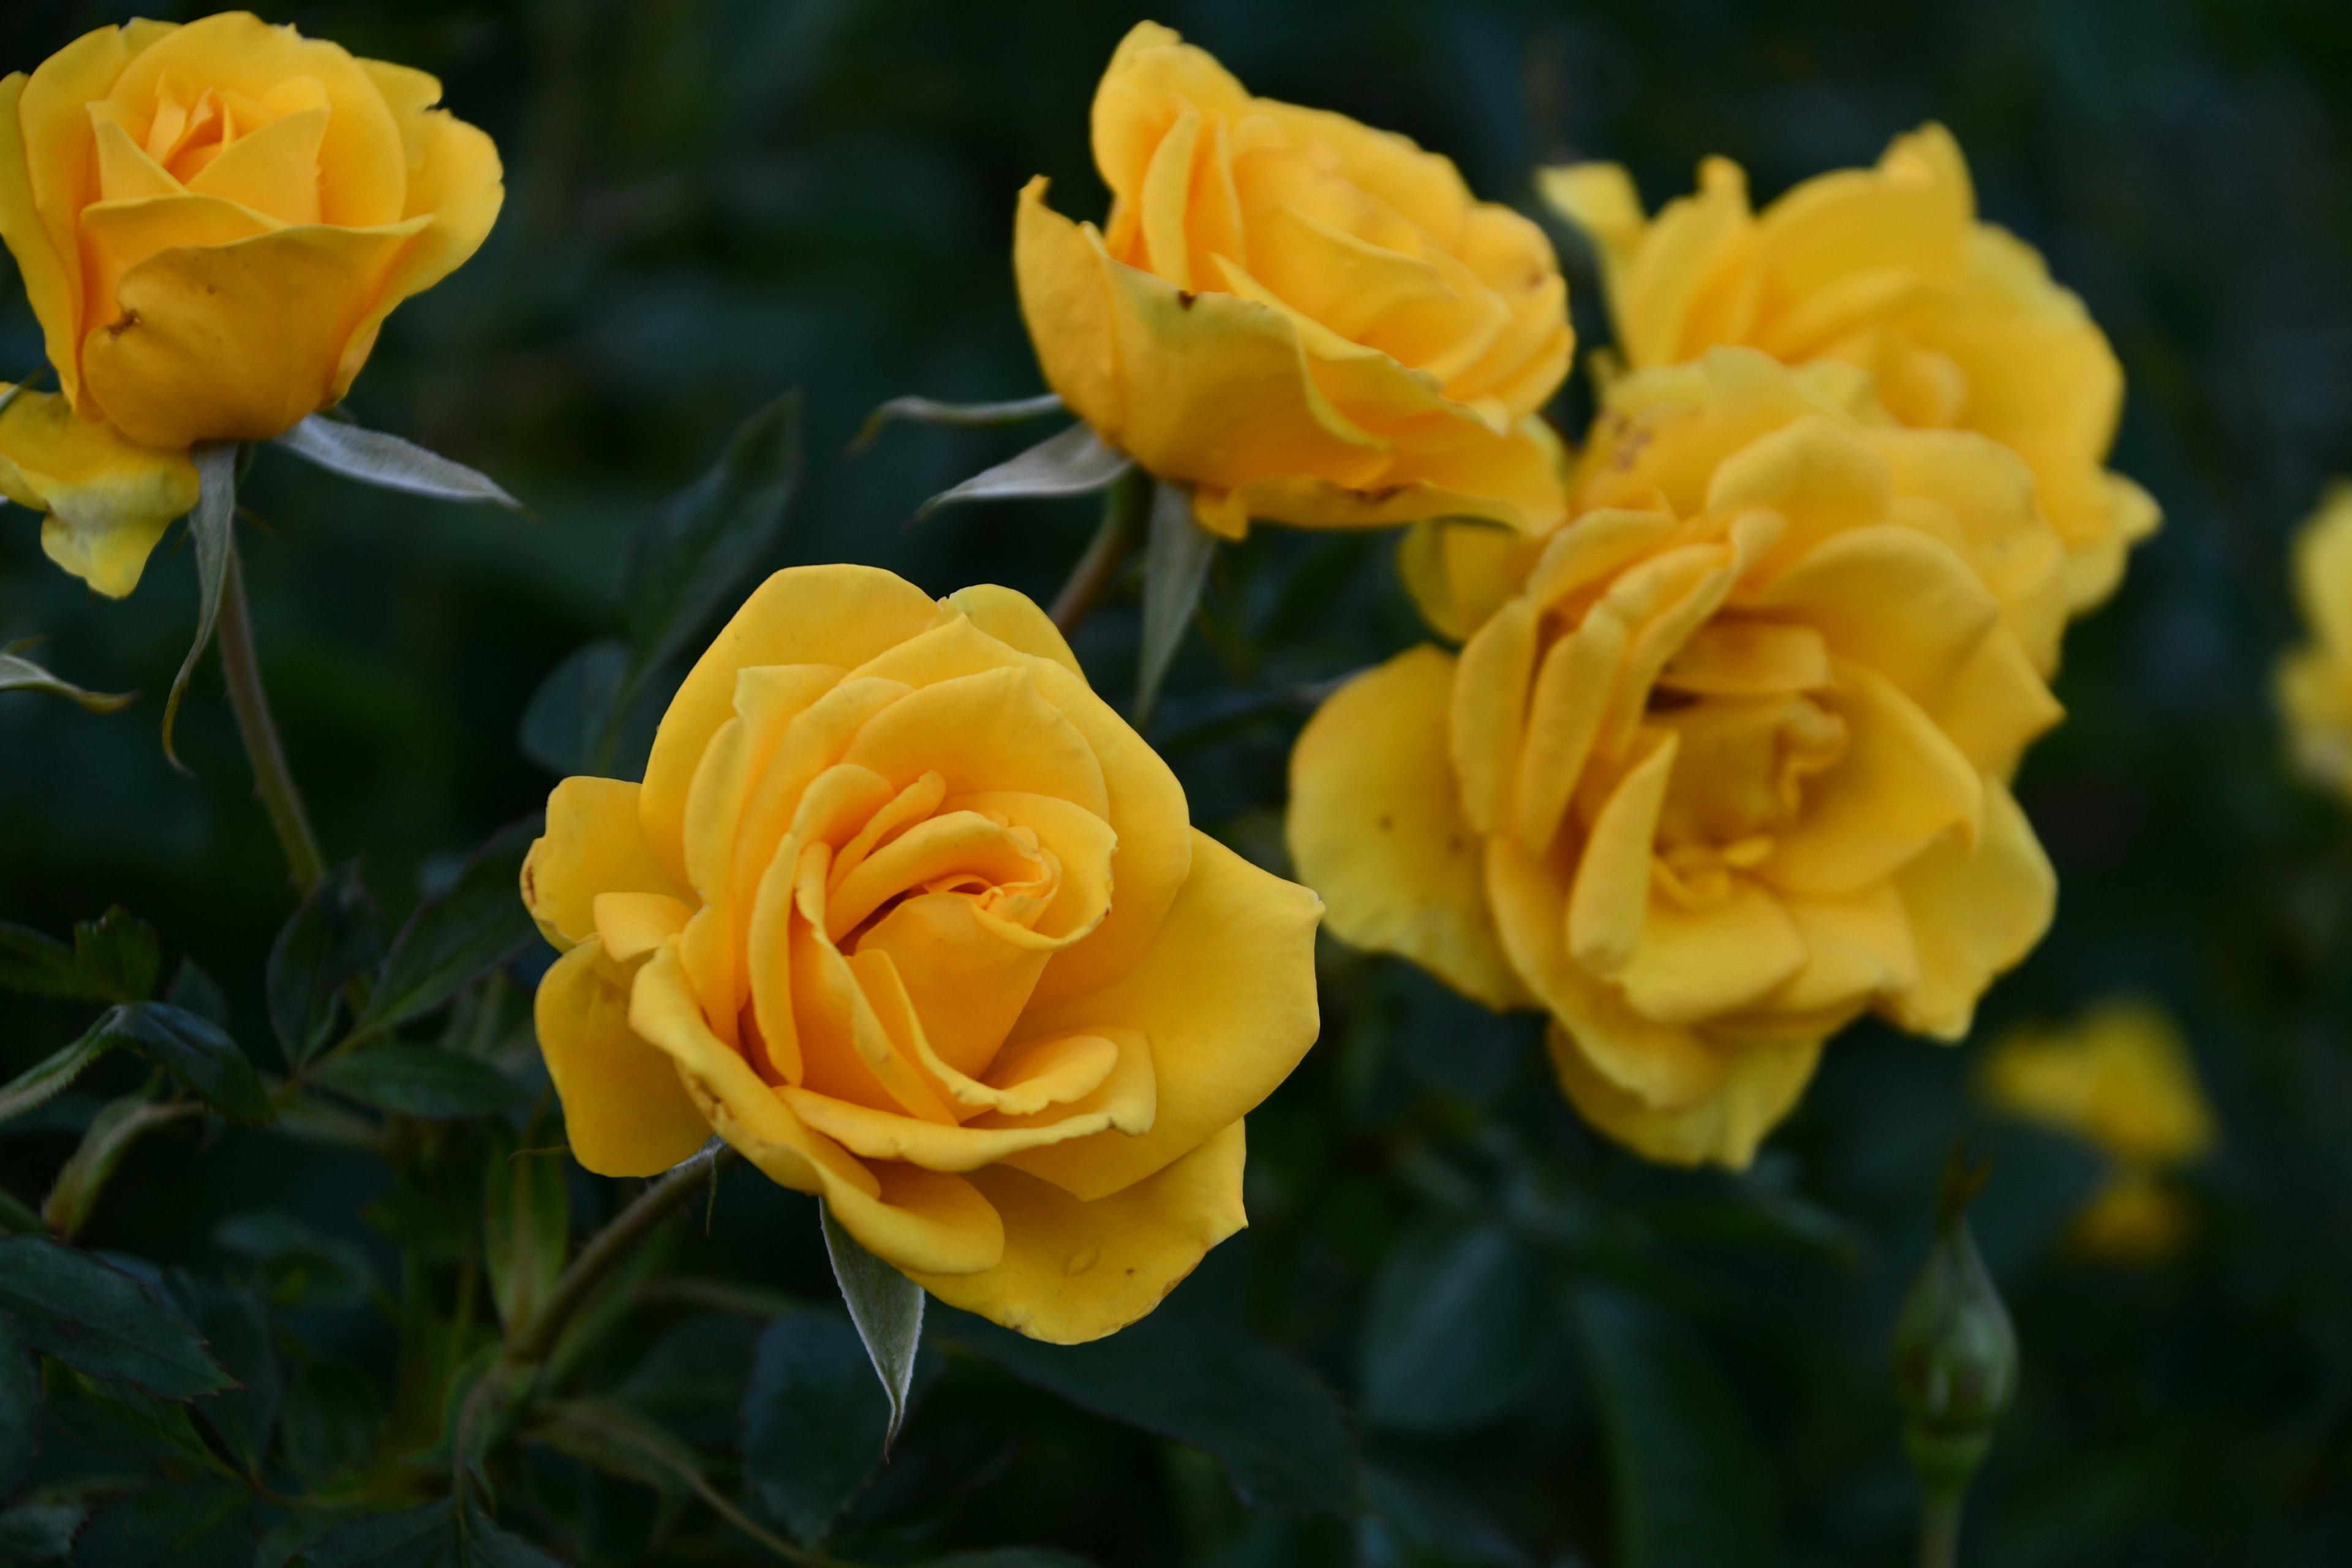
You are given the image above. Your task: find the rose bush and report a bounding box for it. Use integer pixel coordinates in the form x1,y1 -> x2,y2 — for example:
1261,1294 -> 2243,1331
0,10 -> 501,595
522,565 -> 1323,1342
1016,20 -> 1572,540
1291,349 -> 2064,1166
1544,124 -> 2155,611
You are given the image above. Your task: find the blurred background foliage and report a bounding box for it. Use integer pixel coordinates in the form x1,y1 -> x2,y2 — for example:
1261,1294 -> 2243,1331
4,0 -> 2352,1564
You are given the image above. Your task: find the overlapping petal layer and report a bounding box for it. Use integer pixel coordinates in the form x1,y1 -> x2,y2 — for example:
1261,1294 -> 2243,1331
524,566 -> 1323,1343
1016,21 -> 1571,539
1292,349 -> 2063,1167
1543,124 -> 2154,612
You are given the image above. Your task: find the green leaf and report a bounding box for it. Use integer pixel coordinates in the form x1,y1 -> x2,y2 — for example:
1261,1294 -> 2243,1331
1574,1286 -> 1778,1568
1360,1219 -> 1558,1432
92,1003 -> 272,1123
620,390 -> 803,678
1360,1466 -> 1532,1568
0,1237 -> 233,1398
161,443 -> 237,771
741,1311 -> 890,1545
71,908 -> 160,1005
0,1188 -> 45,1236
278,1351 -> 380,1485
1136,479 -> 1218,725
165,1276 -> 279,1479
165,958 -> 227,1027
820,1197 -> 924,1449
518,638 -> 627,777
270,862 -> 386,1068
0,1315 -> 36,1497
949,1310 -> 1359,1514
921,1553 -> 1101,1568
356,823 -> 540,1037
0,1495 -> 86,1561
293,1502 -> 453,1568
310,1048 -> 527,1123
0,922 -> 81,999
41,1366 -> 220,1468
913,421 -> 1131,521
0,646 -> 134,714
0,1035 -> 112,1126
274,415 -> 524,510
216,1212 -> 378,1309
311,1046 -> 527,1119
70,1483 -> 252,1568
483,1145 -> 568,1333
616,1313 -> 760,1449
42,1093 -> 201,1240
527,1398 -> 698,1526
848,390 -> 1063,453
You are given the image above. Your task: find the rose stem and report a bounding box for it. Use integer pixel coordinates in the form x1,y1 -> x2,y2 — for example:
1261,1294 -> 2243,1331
1049,466 -> 1150,635
217,542 -> 327,894
1918,1489 -> 1963,1568
502,1142 -> 743,1365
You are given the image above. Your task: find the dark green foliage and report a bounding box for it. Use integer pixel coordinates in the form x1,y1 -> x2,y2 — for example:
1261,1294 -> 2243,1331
0,1239 -> 232,1399
2,1 -> 2350,1564
741,1312 -> 894,1544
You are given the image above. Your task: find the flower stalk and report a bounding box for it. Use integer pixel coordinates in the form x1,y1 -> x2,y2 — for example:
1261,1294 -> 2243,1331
217,540 -> 326,894
1049,466 -> 1149,635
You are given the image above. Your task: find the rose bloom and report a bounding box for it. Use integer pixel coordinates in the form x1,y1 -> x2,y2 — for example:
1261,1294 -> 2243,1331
1290,349 -> 2064,1166
2277,480 -> 2352,798
1982,998 -> 2215,1261
522,567 -> 1323,1342
0,11 -> 500,595
1545,124 -> 2155,614
1017,21 -> 1572,541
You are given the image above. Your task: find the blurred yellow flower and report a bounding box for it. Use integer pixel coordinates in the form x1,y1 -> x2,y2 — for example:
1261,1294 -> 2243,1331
1016,21 -> 1572,541
1544,124 -> 2155,614
1981,998 -> 2215,1259
2277,481 -> 2352,797
0,12 -> 502,595
522,565 -> 1323,1343
1290,348 -> 2065,1167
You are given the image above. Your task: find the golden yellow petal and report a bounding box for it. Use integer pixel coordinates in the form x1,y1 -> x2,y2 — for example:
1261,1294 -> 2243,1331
910,1118 -> 1247,1343
1286,646 -> 1528,1010
9,27 -> 141,408
0,386 -> 196,597
1014,179 -> 1124,439
1007,833 -> 1319,1201
535,940 -> 711,1178
522,777 -> 686,951
1882,778 -> 2054,1039
1547,1022 -> 1820,1169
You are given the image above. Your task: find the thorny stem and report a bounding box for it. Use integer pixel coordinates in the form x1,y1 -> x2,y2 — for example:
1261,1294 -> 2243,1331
1919,1487 -> 1963,1568
1049,466 -> 1149,635
217,542 -> 325,894
503,1142 -> 742,1365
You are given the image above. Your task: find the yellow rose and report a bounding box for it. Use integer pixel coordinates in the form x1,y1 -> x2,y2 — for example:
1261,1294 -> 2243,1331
1981,998 -> 2215,1260
521,565 -> 1323,1343
1544,124 -> 2155,612
1289,348 -> 2063,1167
2277,480 -> 2352,797
0,12 -> 502,595
1016,21 -> 1572,541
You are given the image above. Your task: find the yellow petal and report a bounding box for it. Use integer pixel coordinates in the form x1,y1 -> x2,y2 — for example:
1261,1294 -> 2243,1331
522,777 -> 686,951
1566,729 -> 1678,978
640,565 -> 941,888
83,216 -> 430,448
183,103 -> 326,224
1514,603 -> 1627,852
103,12 -> 407,229
631,939 -> 1005,1276
591,891 -> 690,963
1547,1022 -> 1820,1169
1006,832 -> 1319,1201
1882,778 -> 2053,1039
1013,179 -> 1125,439
0,386 -> 196,597
1766,884 -> 1920,1016
1746,523 -> 2003,714
1617,878 -> 1806,1026
840,665 -> 1109,815
1763,663 -> 1984,897
6,28 -> 141,409
1397,518 -> 1540,643
910,1117 -> 1247,1343
1871,428 -> 2067,676
535,940 -> 711,1178
1451,595 -> 1539,835
1229,413 -> 1565,534
1287,646 -> 1528,1010
940,584 -> 1083,676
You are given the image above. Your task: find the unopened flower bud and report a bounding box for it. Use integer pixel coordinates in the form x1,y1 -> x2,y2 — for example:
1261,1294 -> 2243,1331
1891,1161 -> 2018,1498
